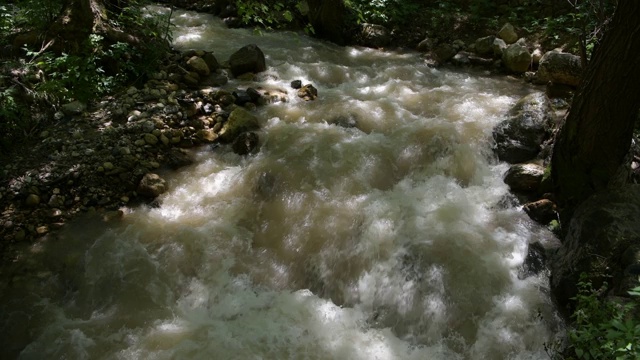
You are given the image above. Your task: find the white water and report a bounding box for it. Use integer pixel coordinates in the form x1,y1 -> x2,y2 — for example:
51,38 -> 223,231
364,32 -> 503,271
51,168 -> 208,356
0,6 -> 563,359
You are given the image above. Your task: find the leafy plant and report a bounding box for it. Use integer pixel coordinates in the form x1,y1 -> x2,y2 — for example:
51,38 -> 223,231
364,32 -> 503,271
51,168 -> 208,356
236,0 -> 296,29
564,275 -> 640,359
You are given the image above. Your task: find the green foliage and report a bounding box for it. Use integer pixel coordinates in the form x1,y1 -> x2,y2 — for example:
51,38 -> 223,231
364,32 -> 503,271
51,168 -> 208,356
13,0 -> 65,30
344,0 -> 420,26
564,275 -> 640,360
236,0 -> 297,29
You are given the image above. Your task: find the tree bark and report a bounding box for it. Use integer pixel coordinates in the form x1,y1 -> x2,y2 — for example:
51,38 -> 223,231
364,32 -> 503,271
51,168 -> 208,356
307,0 -> 347,45
551,0 -> 640,219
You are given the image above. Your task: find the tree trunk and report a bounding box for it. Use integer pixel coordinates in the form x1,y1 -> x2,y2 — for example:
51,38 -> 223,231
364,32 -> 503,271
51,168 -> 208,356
550,0 -> 640,219
307,0 -> 347,45
14,0 -> 139,53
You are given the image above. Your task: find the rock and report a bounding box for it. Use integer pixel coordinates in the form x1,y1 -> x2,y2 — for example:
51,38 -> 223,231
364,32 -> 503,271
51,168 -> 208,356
531,48 -> 544,65
297,84 -> 318,101
290,80 -> 302,89
187,56 -> 210,76
550,185 -> 640,314
451,52 -> 470,66
183,72 -> 200,86
217,107 -> 260,143
231,132 -> 259,155
498,23 -> 518,44
358,23 -> 391,48
25,194 -> 40,207
433,43 -> 457,64
328,114 -> 358,128
416,37 -> 435,52
546,82 -> 575,99
166,148 -> 194,169
196,129 -> 218,142
523,199 -> 557,224
492,92 -> 554,163
137,173 -> 167,198
202,52 -> 220,71
233,89 -> 252,105
503,163 -> 545,192
474,36 -> 496,57
536,50 -> 583,87
518,242 -> 547,279
144,134 -> 159,145
452,39 -> 466,50
229,44 -> 267,77
492,38 -> 507,57
48,194 -> 65,208
61,101 -> 87,115
502,43 -> 531,73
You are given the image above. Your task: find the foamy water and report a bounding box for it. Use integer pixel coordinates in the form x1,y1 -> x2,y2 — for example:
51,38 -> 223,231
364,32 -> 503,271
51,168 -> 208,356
0,6 -> 563,359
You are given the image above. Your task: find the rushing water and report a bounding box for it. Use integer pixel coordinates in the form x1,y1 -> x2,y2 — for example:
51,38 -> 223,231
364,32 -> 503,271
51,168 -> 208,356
0,6 -> 564,359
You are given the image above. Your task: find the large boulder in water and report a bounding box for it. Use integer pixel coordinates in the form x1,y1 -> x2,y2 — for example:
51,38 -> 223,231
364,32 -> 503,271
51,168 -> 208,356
217,107 -> 260,143
228,44 -> 266,77
137,173 -> 167,198
503,163 -> 545,192
550,185 -> 640,314
492,92 -> 554,163
536,50 -> 583,87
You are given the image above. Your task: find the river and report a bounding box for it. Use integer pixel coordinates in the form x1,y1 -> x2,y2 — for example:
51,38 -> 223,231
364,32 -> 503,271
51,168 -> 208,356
0,6 -> 563,359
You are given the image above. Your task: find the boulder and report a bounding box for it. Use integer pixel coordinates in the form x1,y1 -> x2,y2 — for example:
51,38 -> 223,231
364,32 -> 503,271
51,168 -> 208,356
217,107 -> 260,143
433,43 -> 457,64
503,163 -> 545,192
502,43 -> 531,73
523,199 -> 557,224
228,44 -> 266,77
550,185 -> 640,314
358,23 -> 391,48
297,84 -> 318,101
61,100 -> 87,115
137,173 -> 167,198
232,131 -> 259,155
492,38 -> 507,57
416,37 -> 435,52
186,56 -> 210,76
536,50 -> 583,87
498,23 -> 518,44
492,92 -> 554,163
202,52 -> 220,72
474,36 -> 495,57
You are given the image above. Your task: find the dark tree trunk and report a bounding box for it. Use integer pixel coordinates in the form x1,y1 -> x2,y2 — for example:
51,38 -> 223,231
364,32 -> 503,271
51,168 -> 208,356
551,0 -> 640,220
307,0 -> 347,45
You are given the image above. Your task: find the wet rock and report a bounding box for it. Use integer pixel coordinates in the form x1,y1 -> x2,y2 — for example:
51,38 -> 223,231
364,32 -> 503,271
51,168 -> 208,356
290,80 -> 302,89
536,50 -> 583,87
523,199 -> 557,224
492,92 -> 554,163
498,23 -> 518,44
297,84 -> 318,101
217,107 -> 260,143
502,43 -> 531,73
434,43 -> 457,64
166,148 -> 195,169
452,52 -> 471,66
492,38 -> 507,57
503,163 -> 545,192
518,242 -> 547,279
231,131 -> 259,155
233,89 -> 253,105
196,129 -> 218,143
229,44 -> 267,77
329,114 -> 358,128
137,173 -> 167,198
